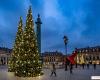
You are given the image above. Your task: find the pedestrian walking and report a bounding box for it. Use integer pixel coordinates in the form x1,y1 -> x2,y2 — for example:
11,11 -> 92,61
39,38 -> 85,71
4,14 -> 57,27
87,63 -> 89,69
93,63 -> 96,69
75,63 -> 77,68
1,59 -> 3,65
82,63 -> 85,69
69,63 -> 73,74
65,58 -> 70,71
50,63 -> 56,77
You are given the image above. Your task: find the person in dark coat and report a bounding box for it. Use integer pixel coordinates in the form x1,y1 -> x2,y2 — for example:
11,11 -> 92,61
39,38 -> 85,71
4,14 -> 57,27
75,63 -> 77,68
50,63 -> 56,77
1,59 -> 3,65
87,63 -> 89,69
69,63 -> 73,74
93,63 -> 96,69
65,58 -> 70,71
82,63 -> 85,69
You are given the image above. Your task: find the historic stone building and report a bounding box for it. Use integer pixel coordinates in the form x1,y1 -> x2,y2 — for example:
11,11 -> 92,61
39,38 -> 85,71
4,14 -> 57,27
76,46 -> 100,64
0,47 -> 12,65
42,51 -> 65,68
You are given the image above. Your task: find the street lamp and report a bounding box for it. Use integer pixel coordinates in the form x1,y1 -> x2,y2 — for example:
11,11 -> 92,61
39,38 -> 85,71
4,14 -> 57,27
63,35 -> 68,71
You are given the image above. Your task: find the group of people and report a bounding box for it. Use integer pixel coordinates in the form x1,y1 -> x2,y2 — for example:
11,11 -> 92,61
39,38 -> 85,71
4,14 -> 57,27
80,63 -> 97,69
50,63 -> 97,77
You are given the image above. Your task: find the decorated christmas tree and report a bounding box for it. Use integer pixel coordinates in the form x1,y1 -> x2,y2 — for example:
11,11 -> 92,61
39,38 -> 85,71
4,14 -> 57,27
8,17 -> 23,72
14,7 -> 43,77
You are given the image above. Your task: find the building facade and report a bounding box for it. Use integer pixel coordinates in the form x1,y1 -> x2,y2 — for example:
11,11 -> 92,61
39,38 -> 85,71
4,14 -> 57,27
0,47 -> 12,65
42,51 -> 66,68
76,46 -> 100,64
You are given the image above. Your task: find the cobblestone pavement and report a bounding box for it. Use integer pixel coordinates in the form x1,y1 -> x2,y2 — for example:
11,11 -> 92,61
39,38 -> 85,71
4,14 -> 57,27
0,65 -> 100,80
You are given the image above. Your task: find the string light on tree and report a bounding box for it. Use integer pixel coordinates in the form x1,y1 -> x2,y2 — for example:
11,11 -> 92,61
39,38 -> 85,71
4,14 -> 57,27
8,17 -> 23,72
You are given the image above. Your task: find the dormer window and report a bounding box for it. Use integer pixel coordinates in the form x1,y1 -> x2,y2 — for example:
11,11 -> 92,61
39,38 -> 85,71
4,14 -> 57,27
93,49 -> 95,52
86,50 -> 88,52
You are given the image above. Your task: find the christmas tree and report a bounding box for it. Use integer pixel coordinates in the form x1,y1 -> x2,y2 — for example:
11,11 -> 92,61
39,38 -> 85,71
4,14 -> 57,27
14,6 -> 43,77
8,17 -> 23,72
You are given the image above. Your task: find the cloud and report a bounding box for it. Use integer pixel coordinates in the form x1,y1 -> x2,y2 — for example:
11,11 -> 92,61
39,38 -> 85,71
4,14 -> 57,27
44,0 -> 59,18
43,0 -> 69,30
22,0 -> 32,14
0,0 -> 100,54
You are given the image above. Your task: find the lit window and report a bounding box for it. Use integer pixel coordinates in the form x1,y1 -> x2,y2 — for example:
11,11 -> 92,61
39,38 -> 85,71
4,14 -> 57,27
86,50 -> 88,52
93,49 -> 95,52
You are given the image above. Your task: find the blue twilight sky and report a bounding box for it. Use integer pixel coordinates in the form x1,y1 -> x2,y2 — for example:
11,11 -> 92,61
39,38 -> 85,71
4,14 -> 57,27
0,0 -> 100,54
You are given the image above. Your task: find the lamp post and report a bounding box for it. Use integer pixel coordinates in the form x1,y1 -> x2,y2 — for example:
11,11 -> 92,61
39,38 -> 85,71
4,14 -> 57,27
63,35 -> 68,71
